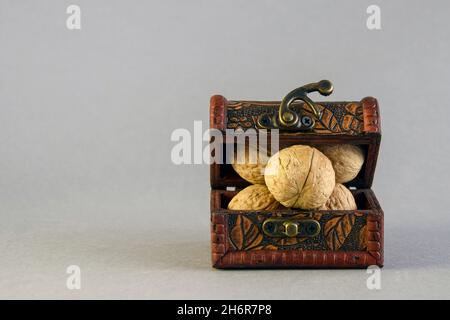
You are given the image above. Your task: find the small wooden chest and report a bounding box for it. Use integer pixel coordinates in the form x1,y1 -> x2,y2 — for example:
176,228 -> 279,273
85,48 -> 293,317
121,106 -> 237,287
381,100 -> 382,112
210,81 -> 383,268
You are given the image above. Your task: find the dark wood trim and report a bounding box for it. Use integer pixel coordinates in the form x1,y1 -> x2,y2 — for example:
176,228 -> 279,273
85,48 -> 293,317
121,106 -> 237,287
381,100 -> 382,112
209,95 -> 227,130
213,250 -> 378,269
365,189 -> 384,266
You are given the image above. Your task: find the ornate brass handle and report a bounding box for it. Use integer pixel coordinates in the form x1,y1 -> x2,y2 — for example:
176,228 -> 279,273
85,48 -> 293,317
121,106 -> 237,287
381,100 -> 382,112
257,80 -> 333,131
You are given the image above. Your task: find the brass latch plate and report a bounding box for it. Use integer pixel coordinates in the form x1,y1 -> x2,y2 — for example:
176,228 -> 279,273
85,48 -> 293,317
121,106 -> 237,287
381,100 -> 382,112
262,218 -> 321,238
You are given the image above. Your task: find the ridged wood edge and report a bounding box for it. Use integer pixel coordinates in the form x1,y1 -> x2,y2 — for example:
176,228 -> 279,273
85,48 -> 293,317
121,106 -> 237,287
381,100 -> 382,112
362,97 -> 381,134
367,210 -> 384,267
212,246 -> 378,269
211,214 -> 227,267
210,95 -> 227,130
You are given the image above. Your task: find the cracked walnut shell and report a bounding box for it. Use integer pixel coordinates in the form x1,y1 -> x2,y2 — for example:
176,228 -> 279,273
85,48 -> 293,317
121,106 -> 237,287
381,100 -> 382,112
317,144 -> 364,183
231,145 -> 270,184
228,184 -> 280,210
264,145 -> 335,209
319,183 -> 357,210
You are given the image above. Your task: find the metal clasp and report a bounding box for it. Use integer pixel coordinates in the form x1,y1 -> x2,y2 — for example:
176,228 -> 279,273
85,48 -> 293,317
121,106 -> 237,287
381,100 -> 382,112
262,218 -> 321,238
257,80 -> 333,131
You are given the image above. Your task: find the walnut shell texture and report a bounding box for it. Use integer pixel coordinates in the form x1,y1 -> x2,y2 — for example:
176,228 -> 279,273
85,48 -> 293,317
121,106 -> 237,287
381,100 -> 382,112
228,185 -> 280,210
264,145 -> 335,209
319,183 -> 357,210
231,145 -> 270,184
317,144 -> 364,183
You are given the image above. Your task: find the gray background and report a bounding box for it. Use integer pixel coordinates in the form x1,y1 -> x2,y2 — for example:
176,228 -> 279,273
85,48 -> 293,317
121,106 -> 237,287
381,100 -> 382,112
1,0 -> 449,299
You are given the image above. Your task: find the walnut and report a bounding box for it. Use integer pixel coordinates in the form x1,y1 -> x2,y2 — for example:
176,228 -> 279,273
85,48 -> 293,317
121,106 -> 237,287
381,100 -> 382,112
317,144 -> 364,183
231,145 -> 270,184
264,145 -> 335,209
228,184 -> 280,210
319,183 -> 357,210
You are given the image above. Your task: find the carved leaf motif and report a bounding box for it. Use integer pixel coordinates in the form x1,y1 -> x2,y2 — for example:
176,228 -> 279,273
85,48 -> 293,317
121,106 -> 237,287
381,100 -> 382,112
341,114 -> 355,131
230,215 -> 262,250
324,214 -> 356,250
244,233 -> 264,251
359,225 -> 368,251
230,215 -> 248,250
313,212 -> 323,221
345,102 -> 361,115
263,244 -> 278,250
319,107 -> 340,132
302,104 -> 337,133
272,237 -> 302,247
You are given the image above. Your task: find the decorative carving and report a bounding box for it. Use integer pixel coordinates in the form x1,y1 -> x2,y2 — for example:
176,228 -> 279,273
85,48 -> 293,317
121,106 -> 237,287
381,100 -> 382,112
362,97 -> 381,133
211,212 -> 383,269
210,95 -> 227,130
217,250 -> 375,268
367,211 -> 383,263
226,212 -> 366,252
359,225 -> 368,251
211,214 -> 227,266
227,101 -> 364,135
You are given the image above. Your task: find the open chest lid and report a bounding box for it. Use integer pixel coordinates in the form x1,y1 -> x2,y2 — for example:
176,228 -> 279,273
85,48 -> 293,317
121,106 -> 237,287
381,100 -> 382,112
210,80 -> 381,190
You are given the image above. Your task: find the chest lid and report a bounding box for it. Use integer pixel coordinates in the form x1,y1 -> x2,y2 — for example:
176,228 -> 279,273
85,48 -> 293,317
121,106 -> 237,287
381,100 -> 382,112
210,80 -> 381,189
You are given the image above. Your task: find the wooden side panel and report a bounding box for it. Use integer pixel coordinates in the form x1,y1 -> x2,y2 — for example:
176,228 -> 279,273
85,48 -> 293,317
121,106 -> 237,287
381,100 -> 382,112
210,189 -> 384,269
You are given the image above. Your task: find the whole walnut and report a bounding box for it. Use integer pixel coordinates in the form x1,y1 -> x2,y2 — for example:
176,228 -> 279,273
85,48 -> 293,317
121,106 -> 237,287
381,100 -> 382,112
317,144 -> 364,183
319,183 -> 357,210
264,145 -> 335,209
228,184 -> 280,210
231,145 -> 270,184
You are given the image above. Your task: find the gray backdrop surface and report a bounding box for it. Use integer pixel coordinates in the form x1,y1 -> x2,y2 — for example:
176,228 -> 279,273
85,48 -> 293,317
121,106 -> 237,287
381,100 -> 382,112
1,0 -> 449,299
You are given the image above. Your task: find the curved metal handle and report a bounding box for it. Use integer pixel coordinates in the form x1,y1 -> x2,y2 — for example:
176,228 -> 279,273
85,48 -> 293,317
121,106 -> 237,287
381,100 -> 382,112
279,80 -> 333,127
257,80 -> 333,131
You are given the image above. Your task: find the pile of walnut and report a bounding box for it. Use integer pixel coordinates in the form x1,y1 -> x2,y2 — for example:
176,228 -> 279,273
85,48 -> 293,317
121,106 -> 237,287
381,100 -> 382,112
228,144 -> 364,211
